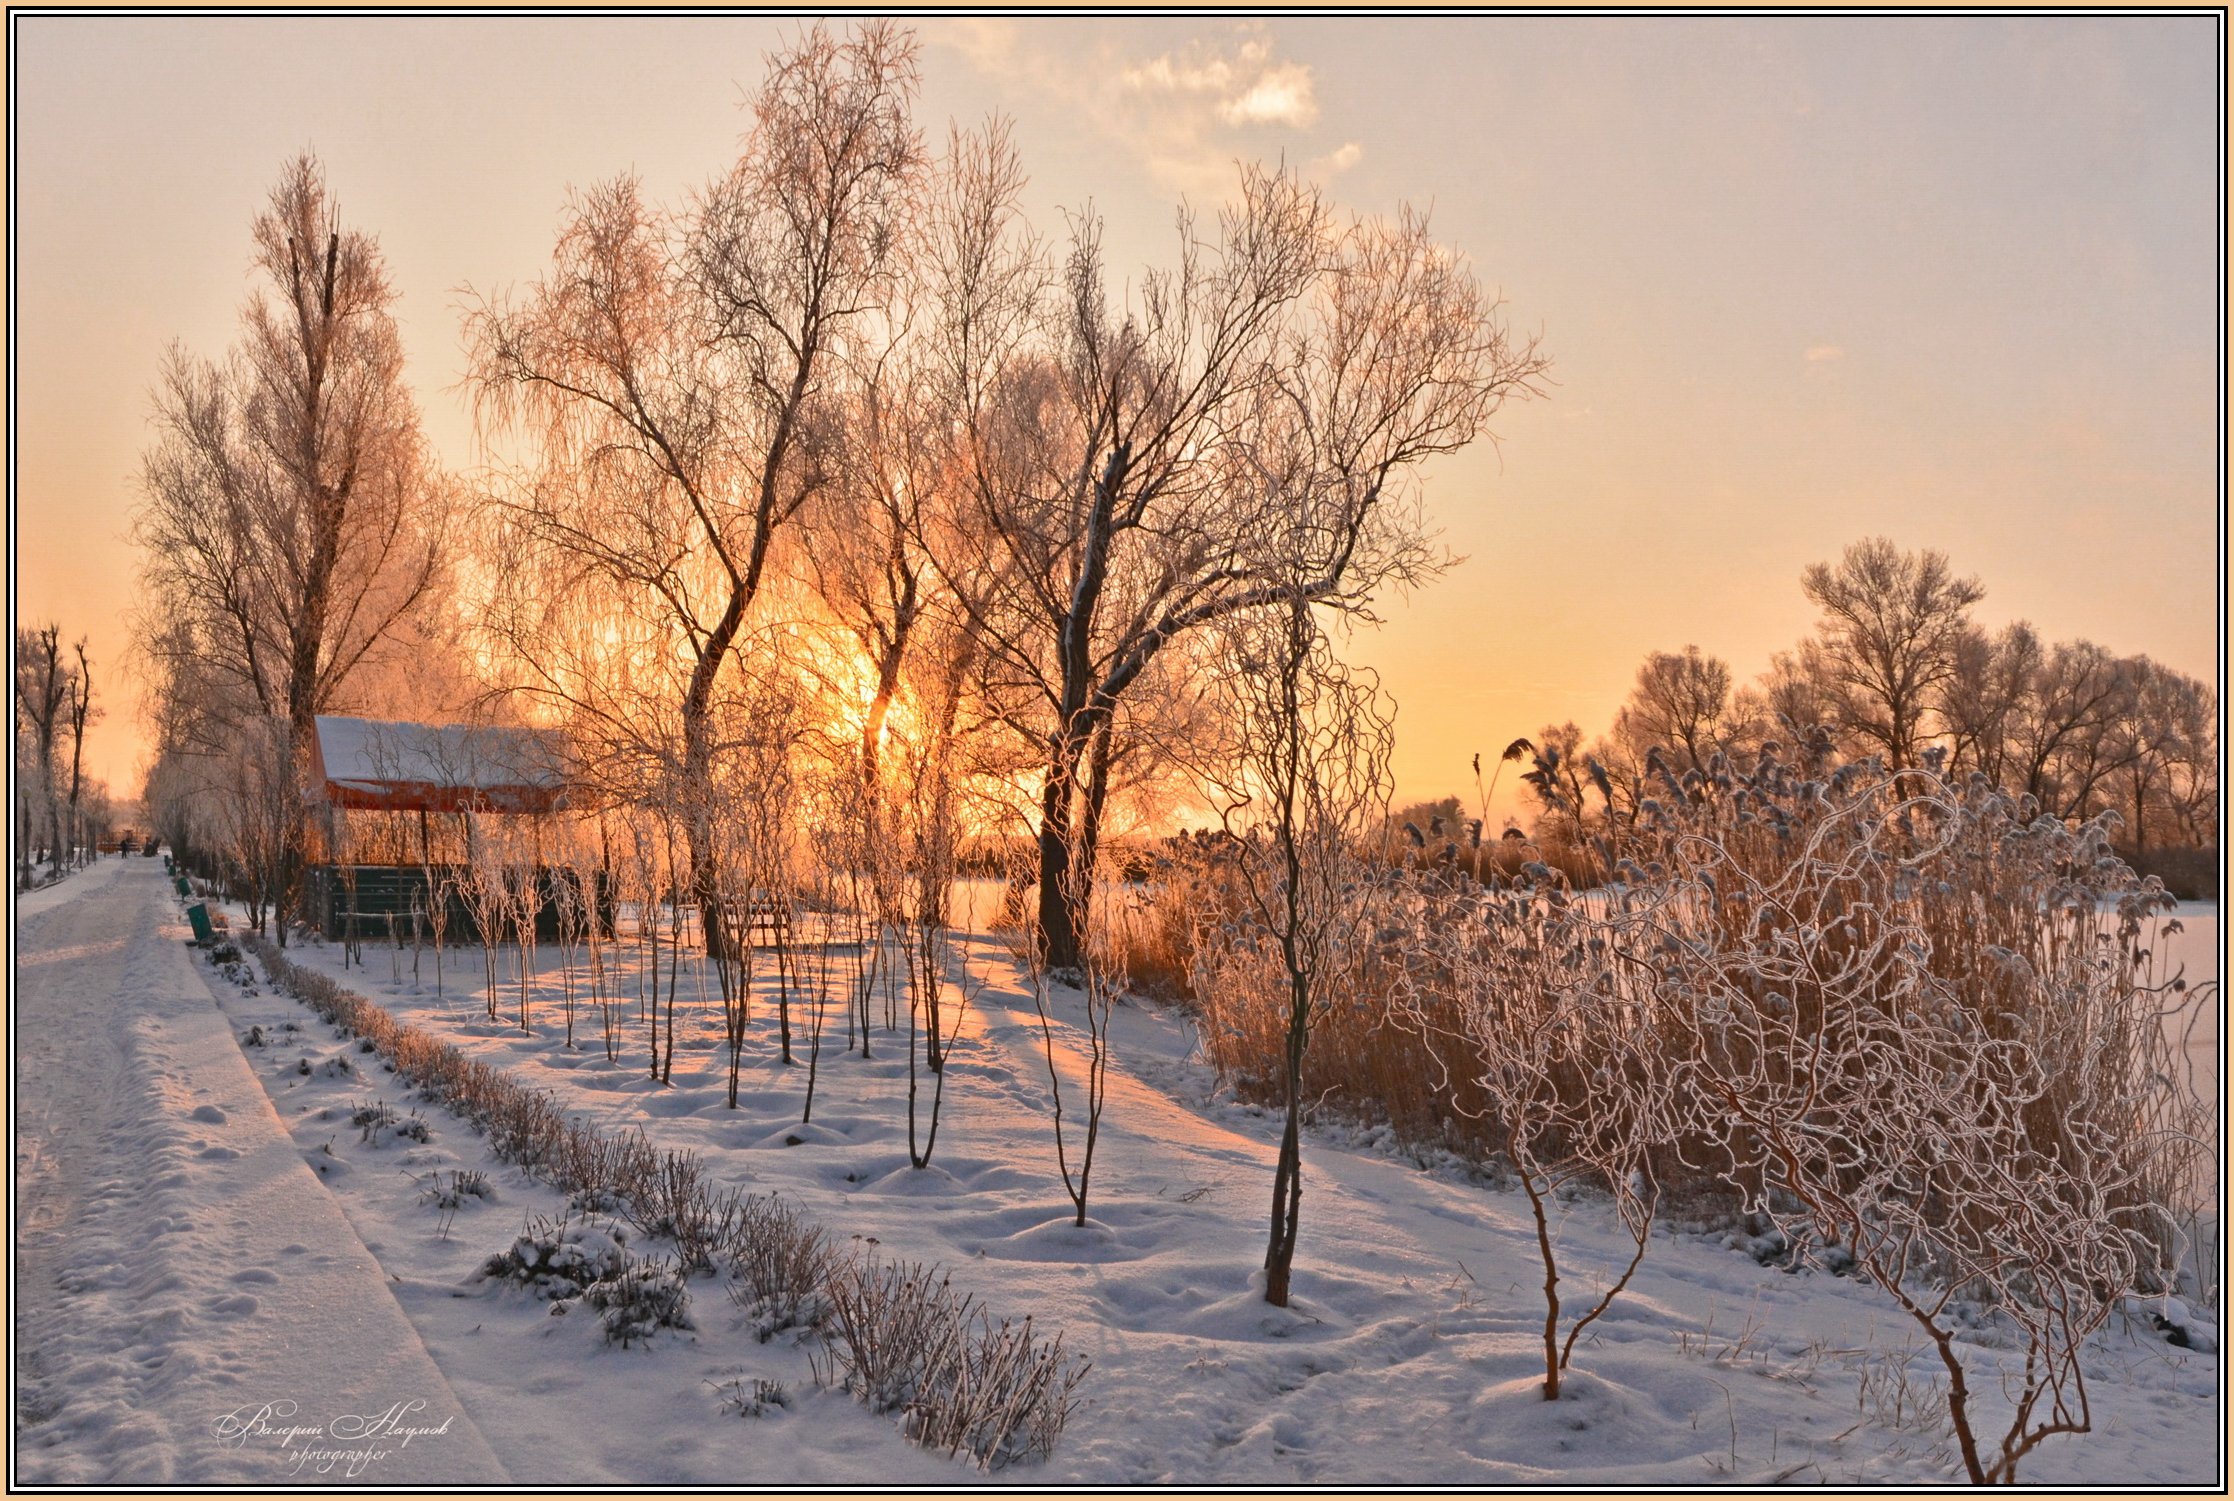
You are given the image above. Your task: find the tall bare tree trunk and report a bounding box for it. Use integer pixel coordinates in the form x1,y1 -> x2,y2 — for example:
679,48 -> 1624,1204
1035,735 -> 1081,971
1263,967 -> 1310,1307
65,638 -> 92,869
683,589 -> 747,961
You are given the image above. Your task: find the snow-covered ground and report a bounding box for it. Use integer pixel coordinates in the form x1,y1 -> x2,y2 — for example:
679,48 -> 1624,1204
13,858 -> 505,1483
13,860 -> 2222,1484
11,854 -> 128,923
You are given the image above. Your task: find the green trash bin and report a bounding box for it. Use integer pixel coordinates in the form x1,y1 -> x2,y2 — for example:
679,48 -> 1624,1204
186,902 -> 216,946
175,875 -> 192,898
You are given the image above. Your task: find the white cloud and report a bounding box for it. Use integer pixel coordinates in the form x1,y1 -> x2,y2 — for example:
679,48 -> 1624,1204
1804,344 -> 1844,362
1313,141 -> 1364,178
936,21 -> 1335,200
1218,61 -> 1319,128
1120,48 -> 1236,99
1120,35 -> 1319,129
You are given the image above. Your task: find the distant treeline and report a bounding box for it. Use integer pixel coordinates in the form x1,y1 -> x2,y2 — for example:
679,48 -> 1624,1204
1398,538 -> 2218,897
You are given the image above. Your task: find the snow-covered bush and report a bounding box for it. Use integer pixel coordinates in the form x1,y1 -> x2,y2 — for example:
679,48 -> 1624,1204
566,1185 -> 627,1216
351,1098 -> 431,1145
483,1213 -> 692,1346
574,1255 -> 693,1347
1616,742 -> 2212,1483
481,1211 -> 631,1300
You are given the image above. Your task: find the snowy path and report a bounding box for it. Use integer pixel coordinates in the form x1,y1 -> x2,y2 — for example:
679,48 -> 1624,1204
11,860 -> 507,1484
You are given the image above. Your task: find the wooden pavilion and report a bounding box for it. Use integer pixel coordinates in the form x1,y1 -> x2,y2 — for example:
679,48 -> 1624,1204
305,714 -> 606,942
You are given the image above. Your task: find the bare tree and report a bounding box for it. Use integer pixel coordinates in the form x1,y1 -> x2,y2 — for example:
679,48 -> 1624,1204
1607,644 -> 1750,778
1516,722 -> 1598,835
2131,663 -> 2217,849
1798,537 -> 1983,768
11,699 -> 36,888
1199,592 -> 1395,1306
211,716 -> 298,937
15,624 -> 71,881
958,170 -> 1544,971
700,665 -> 804,1104
1592,654 -> 1769,843
1021,839 -> 1124,1224
466,20 -> 925,957
1937,620 -> 2041,787
1402,875 -> 1679,1400
1757,647 -> 1834,742
133,154 -> 450,935
802,120 -> 1031,794
64,637 -> 98,871
2001,638 -> 2138,819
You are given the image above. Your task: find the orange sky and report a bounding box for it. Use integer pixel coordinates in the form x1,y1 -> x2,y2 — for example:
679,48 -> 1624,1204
11,15 -> 2222,824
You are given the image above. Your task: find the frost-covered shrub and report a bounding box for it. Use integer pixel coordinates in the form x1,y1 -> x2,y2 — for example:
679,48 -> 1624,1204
816,1257 -> 1088,1470
482,1212 -> 630,1300
551,1127 -> 660,1215
623,1151 -> 710,1258
1396,872 -> 1684,1400
1612,743 -> 2213,1483
725,1194 -> 835,1340
902,1305 -> 1087,1470
351,1099 -> 396,1137
1620,743 -> 2210,1252
1182,737 -> 2209,1475
568,1185 -> 628,1216
420,1168 -> 494,1210
574,1256 -> 693,1347
712,1376 -> 788,1418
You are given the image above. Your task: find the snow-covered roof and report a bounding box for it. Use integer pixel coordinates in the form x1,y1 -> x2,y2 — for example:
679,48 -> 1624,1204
310,715 -> 576,814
